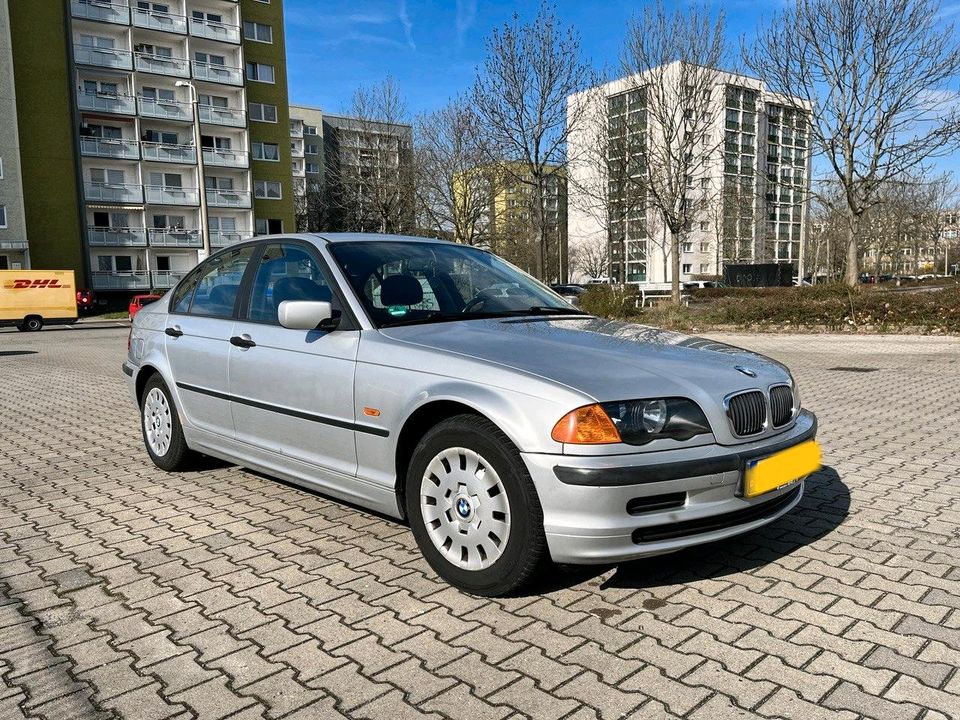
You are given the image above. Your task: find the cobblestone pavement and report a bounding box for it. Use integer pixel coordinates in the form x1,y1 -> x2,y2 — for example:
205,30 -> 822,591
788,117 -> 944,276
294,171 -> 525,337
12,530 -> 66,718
1,326 -> 958,720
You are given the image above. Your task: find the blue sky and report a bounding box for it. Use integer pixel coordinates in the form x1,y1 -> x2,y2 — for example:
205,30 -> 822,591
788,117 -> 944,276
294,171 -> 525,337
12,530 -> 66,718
283,0 -> 779,116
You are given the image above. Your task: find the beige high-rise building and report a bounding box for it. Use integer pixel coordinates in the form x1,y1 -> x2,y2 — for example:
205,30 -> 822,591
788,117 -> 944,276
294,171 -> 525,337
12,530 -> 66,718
567,64 -> 812,284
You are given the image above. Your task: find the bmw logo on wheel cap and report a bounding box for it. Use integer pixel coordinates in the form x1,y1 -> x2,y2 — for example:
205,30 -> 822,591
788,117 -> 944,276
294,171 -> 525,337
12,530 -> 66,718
456,498 -> 471,518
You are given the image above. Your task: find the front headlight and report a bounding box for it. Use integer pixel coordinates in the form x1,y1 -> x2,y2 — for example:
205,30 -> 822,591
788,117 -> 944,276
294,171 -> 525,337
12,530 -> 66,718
551,398 -> 712,445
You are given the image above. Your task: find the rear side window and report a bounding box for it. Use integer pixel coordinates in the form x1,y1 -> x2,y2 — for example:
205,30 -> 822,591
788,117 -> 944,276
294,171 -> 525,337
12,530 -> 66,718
170,272 -> 200,314
188,246 -> 256,318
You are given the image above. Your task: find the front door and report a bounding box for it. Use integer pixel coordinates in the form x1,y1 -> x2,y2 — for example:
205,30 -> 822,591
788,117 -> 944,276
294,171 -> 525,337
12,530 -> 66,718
228,241 -> 359,477
165,244 -> 255,438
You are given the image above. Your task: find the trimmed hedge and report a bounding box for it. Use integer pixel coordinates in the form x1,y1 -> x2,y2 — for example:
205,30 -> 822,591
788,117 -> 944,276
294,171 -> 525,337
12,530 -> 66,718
580,284 -> 960,334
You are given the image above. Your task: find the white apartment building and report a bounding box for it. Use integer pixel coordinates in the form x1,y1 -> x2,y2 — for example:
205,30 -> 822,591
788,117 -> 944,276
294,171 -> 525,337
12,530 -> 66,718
0,0 -> 27,270
567,64 -> 812,284
71,0 -> 257,292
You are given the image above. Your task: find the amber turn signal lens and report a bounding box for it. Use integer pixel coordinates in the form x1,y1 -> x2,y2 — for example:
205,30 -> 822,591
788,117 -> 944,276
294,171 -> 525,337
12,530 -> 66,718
551,404 -> 622,444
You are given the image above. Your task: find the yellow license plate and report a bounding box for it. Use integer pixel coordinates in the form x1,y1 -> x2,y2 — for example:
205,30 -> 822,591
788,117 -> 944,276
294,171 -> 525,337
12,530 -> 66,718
743,440 -> 822,498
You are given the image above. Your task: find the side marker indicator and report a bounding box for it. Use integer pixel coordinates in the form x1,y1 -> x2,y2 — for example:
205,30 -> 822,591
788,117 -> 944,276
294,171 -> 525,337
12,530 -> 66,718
362,407 -> 381,417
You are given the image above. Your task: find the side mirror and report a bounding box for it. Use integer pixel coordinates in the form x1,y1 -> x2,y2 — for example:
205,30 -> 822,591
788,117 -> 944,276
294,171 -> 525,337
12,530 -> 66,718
278,300 -> 339,331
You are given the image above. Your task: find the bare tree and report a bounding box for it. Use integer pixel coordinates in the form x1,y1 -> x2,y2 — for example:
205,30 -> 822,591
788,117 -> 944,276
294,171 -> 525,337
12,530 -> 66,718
414,98 -> 492,246
620,1 -> 728,302
326,76 -> 415,234
568,234 -> 610,279
472,2 -> 593,281
745,0 -> 960,287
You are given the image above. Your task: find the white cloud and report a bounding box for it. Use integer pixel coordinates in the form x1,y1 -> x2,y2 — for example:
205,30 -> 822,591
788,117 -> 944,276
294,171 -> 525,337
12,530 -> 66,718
399,0 -> 416,51
456,0 -> 477,47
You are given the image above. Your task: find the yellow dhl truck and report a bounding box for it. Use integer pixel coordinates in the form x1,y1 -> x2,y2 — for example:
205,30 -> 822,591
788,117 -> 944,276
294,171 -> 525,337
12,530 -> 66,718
0,270 -> 79,332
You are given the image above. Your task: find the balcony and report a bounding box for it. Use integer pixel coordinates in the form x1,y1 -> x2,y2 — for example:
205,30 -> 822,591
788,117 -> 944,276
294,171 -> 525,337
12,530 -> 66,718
132,7 -> 187,34
135,52 -> 190,78
152,270 -> 191,289
74,45 -> 133,71
91,271 -> 151,290
189,16 -> 241,44
198,104 -> 245,128
144,185 -> 200,205
209,230 -> 253,248
148,228 -> 201,247
138,97 -> 193,122
87,226 -> 148,247
71,0 -> 130,25
80,137 -> 140,160
84,182 -> 143,204
290,145 -> 305,158
77,90 -> 137,115
290,124 -> 304,138
206,188 -> 251,208
191,61 -> 243,86
0,240 -> 29,251
141,142 -> 197,164
202,148 -> 249,169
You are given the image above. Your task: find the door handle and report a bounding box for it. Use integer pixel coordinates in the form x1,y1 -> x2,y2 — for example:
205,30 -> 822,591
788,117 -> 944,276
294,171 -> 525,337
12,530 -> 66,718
229,334 -> 256,349
165,325 -> 183,338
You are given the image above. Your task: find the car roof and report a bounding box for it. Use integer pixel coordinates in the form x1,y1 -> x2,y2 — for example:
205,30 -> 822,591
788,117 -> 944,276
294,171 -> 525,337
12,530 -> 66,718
311,232 -> 455,245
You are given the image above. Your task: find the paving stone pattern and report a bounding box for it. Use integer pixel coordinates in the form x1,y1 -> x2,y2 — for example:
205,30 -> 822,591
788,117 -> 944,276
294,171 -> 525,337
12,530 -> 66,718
0,326 -> 958,719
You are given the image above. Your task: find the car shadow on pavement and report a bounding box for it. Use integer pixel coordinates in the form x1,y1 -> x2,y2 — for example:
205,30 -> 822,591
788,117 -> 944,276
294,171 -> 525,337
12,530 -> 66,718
597,465 -> 850,592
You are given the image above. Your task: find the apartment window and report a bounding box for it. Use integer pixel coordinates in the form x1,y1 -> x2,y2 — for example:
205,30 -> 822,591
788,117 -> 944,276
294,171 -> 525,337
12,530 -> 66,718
254,181 -> 282,199
191,10 -> 223,23
304,125 -> 318,135
699,221 -> 708,231
205,176 -> 234,191
195,51 -> 225,66
700,242 -> 710,252
142,86 -> 175,102
209,216 -> 237,233
249,102 -> 277,122
201,135 -> 231,150
153,214 -> 185,229
682,264 -> 692,274
306,162 -> 321,174
98,255 -> 133,273
243,21 -> 273,43
256,218 -> 283,235
305,144 -> 319,154
700,263 -> 710,273
90,168 -> 125,185
0,206 -> 6,229
252,142 -> 280,161
144,129 -> 178,144
149,172 -> 182,188
246,62 -> 275,83
682,242 -> 693,253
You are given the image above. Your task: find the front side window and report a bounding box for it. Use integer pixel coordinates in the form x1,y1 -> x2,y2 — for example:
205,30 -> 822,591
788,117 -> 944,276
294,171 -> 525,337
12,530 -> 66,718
329,241 -> 575,328
246,243 -> 341,324
186,245 -> 256,317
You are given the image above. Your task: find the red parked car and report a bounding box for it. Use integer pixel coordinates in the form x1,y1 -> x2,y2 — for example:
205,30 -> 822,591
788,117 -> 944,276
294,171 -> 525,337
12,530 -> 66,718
76,289 -> 95,314
128,294 -> 162,321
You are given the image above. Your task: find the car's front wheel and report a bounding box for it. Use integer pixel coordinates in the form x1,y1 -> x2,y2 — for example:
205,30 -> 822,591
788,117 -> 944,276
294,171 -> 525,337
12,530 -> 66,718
140,375 -> 194,471
405,414 -> 549,596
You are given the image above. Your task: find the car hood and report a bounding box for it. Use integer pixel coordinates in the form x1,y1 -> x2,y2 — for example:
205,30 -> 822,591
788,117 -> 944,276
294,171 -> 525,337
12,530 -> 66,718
381,316 -> 790,403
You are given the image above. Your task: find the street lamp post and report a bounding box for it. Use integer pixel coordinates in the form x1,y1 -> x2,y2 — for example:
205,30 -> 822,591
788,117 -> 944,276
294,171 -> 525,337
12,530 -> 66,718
176,80 -> 211,261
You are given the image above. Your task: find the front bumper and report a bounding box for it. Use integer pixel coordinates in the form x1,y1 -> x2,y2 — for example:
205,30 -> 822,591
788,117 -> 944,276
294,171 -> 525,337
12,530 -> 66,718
521,410 -> 816,564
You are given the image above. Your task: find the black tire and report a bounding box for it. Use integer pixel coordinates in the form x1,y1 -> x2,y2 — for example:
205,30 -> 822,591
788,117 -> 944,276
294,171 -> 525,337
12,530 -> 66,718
405,413 -> 550,596
140,374 -> 194,471
23,316 -> 43,332
15,323 -> 26,332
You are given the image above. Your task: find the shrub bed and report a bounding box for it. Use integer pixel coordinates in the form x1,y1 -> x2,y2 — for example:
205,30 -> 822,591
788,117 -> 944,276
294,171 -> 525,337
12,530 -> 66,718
579,284 -> 960,334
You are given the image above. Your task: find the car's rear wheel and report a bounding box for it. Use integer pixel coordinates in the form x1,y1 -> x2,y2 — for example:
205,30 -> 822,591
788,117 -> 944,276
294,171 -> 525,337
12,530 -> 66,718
140,375 -> 193,471
405,414 -> 549,596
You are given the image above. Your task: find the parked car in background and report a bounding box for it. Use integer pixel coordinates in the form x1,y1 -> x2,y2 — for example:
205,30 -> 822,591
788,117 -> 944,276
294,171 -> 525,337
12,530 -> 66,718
0,270 -> 78,331
550,284 -> 586,305
129,294 -> 162,321
125,234 -> 820,596
76,288 -> 95,315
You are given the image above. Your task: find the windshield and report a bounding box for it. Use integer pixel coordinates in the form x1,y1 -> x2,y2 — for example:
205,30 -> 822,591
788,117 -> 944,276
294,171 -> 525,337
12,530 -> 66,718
328,241 -> 581,328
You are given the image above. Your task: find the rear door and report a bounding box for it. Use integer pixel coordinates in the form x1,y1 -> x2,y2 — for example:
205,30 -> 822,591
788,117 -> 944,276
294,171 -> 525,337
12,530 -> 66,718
227,241 -> 360,477
164,244 -> 256,438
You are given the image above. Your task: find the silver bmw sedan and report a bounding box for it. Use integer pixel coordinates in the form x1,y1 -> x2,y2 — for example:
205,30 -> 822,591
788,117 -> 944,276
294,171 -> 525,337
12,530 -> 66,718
124,234 -> 820,596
